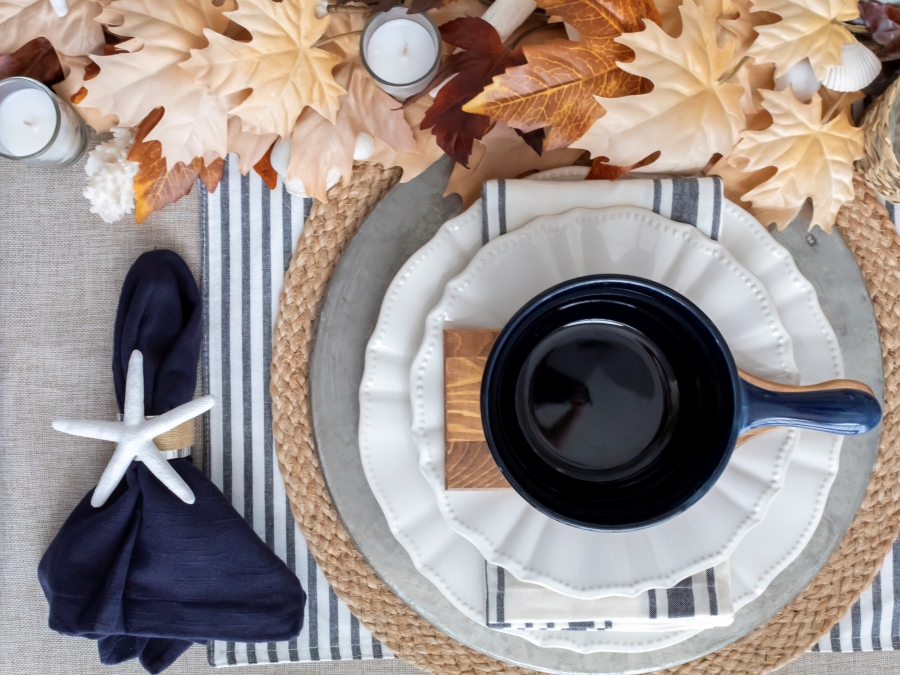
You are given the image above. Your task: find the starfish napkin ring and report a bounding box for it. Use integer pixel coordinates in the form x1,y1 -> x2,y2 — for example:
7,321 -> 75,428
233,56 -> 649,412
52,350 -> 216,507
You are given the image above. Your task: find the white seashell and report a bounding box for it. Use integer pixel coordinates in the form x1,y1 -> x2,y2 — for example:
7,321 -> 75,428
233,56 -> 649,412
821,41 -> 881,92
353,132 -> 375,160
271,137 -> 342,197
774,59 -> 820,102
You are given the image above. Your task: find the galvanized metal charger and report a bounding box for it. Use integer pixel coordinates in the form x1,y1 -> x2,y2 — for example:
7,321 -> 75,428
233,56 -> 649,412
271,158 -> 899,675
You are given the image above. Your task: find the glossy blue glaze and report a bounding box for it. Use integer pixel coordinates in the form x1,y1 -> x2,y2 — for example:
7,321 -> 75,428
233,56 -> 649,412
740,381 -> 881,435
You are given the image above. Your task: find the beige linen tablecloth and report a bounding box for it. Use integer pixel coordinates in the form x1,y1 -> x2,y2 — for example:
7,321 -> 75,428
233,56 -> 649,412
0,132 -> 893,674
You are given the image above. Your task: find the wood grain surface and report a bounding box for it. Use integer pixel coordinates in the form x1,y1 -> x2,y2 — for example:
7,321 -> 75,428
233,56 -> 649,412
443,329 -> 509,489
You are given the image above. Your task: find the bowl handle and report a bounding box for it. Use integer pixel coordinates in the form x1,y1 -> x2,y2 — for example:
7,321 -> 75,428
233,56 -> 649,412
738,370 -> 882,436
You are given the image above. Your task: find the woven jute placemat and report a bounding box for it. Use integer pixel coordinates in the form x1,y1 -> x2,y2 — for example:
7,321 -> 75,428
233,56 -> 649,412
271,163 -> 900,675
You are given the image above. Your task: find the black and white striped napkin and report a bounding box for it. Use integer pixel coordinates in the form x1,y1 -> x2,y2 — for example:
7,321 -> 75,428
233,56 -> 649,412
201,156 -> 393,666
486,563 -> 734,632
479,175 -> 731,632
480,176 -> 724,245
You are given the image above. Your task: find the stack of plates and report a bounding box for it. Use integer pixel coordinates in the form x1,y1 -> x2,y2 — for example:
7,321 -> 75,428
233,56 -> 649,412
358,168 -> 845,653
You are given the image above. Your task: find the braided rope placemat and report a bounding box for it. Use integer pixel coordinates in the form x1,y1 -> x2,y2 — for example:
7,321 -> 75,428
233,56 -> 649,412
271,166 -> 900,675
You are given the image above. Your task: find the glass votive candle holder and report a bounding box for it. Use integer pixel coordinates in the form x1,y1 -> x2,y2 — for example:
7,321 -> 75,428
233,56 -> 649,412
0,77 -> 88,167
360,7 -> 442,101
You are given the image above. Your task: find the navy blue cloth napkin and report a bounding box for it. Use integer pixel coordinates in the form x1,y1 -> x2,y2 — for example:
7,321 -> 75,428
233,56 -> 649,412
39,250 -> 306,674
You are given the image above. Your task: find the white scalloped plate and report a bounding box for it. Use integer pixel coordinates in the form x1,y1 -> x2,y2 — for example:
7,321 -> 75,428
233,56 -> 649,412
358,167 -> 843,653
411,206 -> 799,598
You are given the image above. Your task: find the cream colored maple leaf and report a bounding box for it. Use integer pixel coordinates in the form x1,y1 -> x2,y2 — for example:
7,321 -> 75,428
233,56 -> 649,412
228,115 -> 278,175
746,0 -> 857,79
655,0 -> 736,37
446,122 -> 584,208
183,0 -> 344,139
575,0 -> 745,173
368,95 -> 445,187
726,88 -> 862,232
53,53 -> 118,133
80,0 -> 232,169
0,0 -> 103,57
287,54 -> 417,200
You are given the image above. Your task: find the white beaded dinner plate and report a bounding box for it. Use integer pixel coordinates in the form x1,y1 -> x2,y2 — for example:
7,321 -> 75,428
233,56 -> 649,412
358,168 -> 843,653
410,206 -> 800,598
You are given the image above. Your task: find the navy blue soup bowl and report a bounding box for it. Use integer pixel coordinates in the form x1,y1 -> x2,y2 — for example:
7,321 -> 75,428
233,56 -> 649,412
481,275 -> 882,531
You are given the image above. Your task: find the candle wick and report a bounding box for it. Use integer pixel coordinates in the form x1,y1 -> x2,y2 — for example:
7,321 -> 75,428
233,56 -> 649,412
23,120 -> 33,127
403,42 -> 409,56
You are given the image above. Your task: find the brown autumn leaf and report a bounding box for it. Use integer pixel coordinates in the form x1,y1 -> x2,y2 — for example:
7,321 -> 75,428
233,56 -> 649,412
860,2 -> 900,60
445,121 -> 583,207
411,16 -> 526,166
128,108 -> 224,223
585,151 -> 660,179
408,0 -> 460,12
575,0 -> 745,173
723,88 -> 863,232
367,94 -> 445,185
253,142 -> 278,190
464,0 -> 659,152
0,37 -> 63,85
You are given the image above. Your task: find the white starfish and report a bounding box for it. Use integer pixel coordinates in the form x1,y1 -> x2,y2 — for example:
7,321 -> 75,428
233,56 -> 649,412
53,350 -> 215,507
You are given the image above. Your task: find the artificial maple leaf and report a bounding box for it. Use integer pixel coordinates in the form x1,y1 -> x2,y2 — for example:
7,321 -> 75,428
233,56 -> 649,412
575,0 -> 745,173
81,0 -> 233,169
227,114 -> 278,175
732,57 -> 775,130
253,143 -> 278,190
725,88 -> 863,232
445,121 -> 584,207
408,0 -> 459,13
280,13 -> 415,200
128,108 -> 224,223
183,0 -> 345,139
368,95 -> 445,185
53,51 -> 118,132
746,0 -> 857,79
707,153 -> 775,209
585,151 -> 660,179
464,0 -> 659,152
0,37 -> 63,85
0,0 -> 104,57
412,16 -> 526,166
859,1 -> 900,60
718,0 -> 780,61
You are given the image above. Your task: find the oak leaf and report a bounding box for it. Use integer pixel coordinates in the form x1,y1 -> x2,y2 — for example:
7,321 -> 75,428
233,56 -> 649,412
0,37 -> 63,85
575,0 -> 745,173
445,121 -> 583,207
725,88 -> 863,232
0,0 -> 103,57
127,108 -> 225,223
413,16 -> 526,166
183,0 -> 344,139
745,0 -> 857,79
253,143 -> 278,190
81,0 -> 233,169
859,1 -> 900,61
585,151 -> 660,179
464,0 -> 659,152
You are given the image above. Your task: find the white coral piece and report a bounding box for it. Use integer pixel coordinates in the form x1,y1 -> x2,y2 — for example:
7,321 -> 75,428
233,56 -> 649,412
83,127 -> 139,224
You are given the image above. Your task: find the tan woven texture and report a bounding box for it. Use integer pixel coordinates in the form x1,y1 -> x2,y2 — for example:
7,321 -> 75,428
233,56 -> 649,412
271,165 -> 900,675
857,76 -> 900,202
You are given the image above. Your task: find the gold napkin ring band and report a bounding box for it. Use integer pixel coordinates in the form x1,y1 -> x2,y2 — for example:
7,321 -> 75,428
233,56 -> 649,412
117,413 -> 194,459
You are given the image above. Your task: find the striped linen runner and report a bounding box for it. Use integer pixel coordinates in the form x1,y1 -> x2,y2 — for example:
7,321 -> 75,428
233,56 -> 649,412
815,198 -> 900,652
201,155 -> 392,666
198,155 -> 900,661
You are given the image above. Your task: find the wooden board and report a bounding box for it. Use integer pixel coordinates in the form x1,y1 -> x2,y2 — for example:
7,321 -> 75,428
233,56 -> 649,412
444,329 -> 509,490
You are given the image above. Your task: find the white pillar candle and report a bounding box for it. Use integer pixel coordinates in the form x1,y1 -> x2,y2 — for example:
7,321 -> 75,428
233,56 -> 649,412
361,7 -> 442,100
366,20 -> 435,85
0,77 -> 86,166
0,89 -> 57,156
